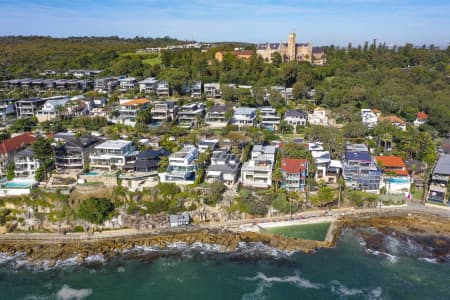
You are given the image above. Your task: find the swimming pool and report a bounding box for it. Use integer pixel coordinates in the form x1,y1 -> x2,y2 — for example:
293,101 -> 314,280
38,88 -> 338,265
2,181 -> 34,188
386,177 -> 410,184
85,171 -> 101,176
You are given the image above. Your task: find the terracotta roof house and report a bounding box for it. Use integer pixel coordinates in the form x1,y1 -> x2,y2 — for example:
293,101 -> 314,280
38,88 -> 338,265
0,133 -> 36,178
414,111 -> 429,127
280,158 -> 309,191
379,115 -> 407,131
375,156 -> 408,176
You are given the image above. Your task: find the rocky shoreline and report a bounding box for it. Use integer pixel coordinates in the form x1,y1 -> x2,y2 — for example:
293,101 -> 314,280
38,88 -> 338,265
0,228 -> 328,267
0,211 -> 449,266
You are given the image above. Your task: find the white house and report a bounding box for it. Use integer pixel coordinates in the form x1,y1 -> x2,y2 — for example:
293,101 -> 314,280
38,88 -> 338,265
204,83 -> 221,99
308,107 -> 328,126
413,112 -> 429,127
151,101 -> 178,124
138,77 -> 159,94
233,107 -> 256,128
241,145 -> 276,188
205,105 -> 229,128
89,140 -> 138,171
119,77 -> 138,92
159,145 -> 199,185
156,80 -> 170,97
361,109 -> 378,128
177,102 -> 205,128
36,96 -> 70,122
259,106 -> 281,131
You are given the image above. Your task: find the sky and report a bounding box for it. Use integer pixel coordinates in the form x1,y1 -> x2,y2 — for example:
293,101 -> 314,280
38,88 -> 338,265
0,0 -> 449,47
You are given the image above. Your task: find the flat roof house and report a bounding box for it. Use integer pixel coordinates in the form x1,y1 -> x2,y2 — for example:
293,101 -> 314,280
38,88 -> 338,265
259,106 -> 281,131
150,101 -> 178,124
190,81 -> 202,98
241,145 -> 276,188
14,148 -> 40,179
178,102 -> 205,128
15,98 -> 46,119
90,140 -> 138,171
159,145 -> 199,185
205,150 -> 241,188
119,77 -> 138,93
139,77 -> 159,94
156,80 -> 170,97
204,83 -> 221,99
342,149 -> 382,192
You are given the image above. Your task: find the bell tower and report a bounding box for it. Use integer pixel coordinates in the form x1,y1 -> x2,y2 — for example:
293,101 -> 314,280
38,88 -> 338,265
288,32 -> 296,61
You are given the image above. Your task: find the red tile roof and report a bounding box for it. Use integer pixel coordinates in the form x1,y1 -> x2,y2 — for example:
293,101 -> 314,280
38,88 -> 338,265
281,158 -> 309,173
379,115 -> 406,125
417,111 -> 428,120
372,109 -> 381,113
0,133 -> 36,155
376,155 -> 408,175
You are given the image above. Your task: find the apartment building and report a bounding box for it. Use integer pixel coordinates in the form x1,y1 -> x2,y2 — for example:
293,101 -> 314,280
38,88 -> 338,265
342,148 -> 382,192
159,145 -> 199,184
241,145 -> 276,188
259,106 -> 281,131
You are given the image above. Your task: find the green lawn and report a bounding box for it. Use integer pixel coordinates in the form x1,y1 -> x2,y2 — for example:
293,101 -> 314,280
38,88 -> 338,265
142,56 -> 162,65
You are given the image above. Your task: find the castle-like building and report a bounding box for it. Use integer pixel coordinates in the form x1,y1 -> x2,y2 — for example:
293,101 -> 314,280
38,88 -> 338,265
256,33 -> 325,65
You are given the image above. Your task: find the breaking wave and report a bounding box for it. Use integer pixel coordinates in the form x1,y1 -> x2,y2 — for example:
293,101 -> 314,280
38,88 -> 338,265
55,285 -> 92,300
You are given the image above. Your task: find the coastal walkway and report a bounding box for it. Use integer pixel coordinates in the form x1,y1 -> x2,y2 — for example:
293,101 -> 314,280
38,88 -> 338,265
0,204 -> 448,243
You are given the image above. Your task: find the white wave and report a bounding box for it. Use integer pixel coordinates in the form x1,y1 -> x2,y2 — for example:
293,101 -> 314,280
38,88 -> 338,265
56,285 -> 92,300
366,248 -> 398,263
242,272 -> 323,289
418,257 -> 438,264
55,256 -> 80,268
84,254 -> 104,263
117,266 -> 126,273
191,242 -> 227,253
330,281 -> 383,300
241,281 -> 269,300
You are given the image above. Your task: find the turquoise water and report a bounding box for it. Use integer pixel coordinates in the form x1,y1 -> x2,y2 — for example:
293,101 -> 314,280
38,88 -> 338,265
264,222 -> 331,241
386,177 -> 409,184
85,171 -> 101,176
0,230 -> 449,300
2,181 -> 33,188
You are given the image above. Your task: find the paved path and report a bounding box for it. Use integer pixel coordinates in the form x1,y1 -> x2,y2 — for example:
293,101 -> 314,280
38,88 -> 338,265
0,203 -> 448,242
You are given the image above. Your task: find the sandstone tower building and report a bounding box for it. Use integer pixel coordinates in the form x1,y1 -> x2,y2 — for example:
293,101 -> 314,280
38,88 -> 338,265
256,32 -> 325,65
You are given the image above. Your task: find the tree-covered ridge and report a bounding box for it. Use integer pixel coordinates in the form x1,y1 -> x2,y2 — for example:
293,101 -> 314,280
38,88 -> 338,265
0,36 -> 187,77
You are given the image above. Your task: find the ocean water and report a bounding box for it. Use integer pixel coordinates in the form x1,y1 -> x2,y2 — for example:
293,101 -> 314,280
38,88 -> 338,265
264,222 -> 331,241
0,230 -> 449,300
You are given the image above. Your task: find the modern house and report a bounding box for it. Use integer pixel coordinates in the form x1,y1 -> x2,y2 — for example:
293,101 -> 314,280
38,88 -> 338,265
54,136 -> 103,170
413,111 -> 429,127
119,77 -> 138,93
177,102 -> 205,128
89,140 -> 138,171
198,139 -> 218,153
241,145 -> 276,188
376,155 -> 410,194
311,150 -> 331,181
14,148 -> 40,179
0,98 -> 16,121
233,107 -> 256,128
0,133 -> 36,179
342,149 -> 382,192
94,77 -> 118,93
36,96 -> 70,122
204,83 -> 221,99
156,80 -> 170,97
124,148 -> 170,173
259,106 -> 281,131
15,98 -> 46,119
205,105 -> 229,128
361,109 -> 378,128
205,150 -> 241,188
159,145 -> 199,184
150,101 -> 178,125
280,158 -> 309,191
138,77 -> 159,94
308,107 -> 329,126
190,81 -> 202,98
284,109 -> 307,128
427,154 -> 450,205
117,98 -> 151,127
